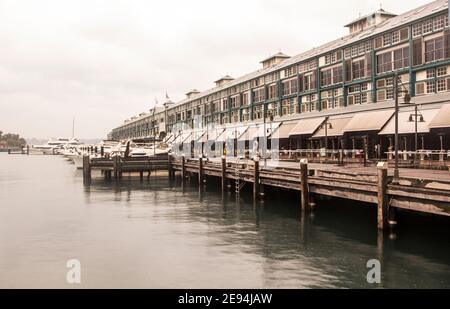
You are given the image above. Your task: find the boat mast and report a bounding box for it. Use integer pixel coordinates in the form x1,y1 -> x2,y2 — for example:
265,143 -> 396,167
72,116 -> 75,139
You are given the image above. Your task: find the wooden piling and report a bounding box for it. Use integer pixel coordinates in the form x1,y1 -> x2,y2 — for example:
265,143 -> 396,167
221,155 -> 226,192
82,155 -> 91,183
199,156 -> 203,185
300,159 -> 309,210
113,156 -> 119,179
181,155 -> 186,181
100,146 -> 104,157
8,148 -> 11,155
377,162 -> 388,230
253,155 -> 260,200
168,153 -> 175,180
26,145 -> 30,155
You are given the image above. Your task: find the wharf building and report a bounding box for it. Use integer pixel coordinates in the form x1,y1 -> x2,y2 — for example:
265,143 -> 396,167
109,0 -> 450,162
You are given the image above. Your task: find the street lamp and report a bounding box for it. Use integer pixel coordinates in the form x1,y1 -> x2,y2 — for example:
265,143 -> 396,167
263,108 -> 274,167
407,105 -> 425,165
393,72 -> 411,180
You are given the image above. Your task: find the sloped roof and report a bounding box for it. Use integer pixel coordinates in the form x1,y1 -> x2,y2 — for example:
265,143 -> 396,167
344,9 -> 397,27
168,0 -> 448,110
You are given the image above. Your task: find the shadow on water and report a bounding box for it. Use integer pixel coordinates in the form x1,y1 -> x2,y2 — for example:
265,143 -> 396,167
84,174 -> 450,288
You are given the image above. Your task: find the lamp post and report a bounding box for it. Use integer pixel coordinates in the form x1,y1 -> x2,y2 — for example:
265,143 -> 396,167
393,73 -> 411,180
263,108 -> 274,168
407,104 -> 425,165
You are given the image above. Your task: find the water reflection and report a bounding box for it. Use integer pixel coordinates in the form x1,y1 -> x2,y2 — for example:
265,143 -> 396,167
0,154 -> 449,288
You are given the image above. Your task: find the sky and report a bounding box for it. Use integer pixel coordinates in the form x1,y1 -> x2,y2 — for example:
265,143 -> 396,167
0,0 -> 433,139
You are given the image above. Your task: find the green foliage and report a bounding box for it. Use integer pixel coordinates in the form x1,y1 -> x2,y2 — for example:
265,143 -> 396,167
0,130 -> 26,148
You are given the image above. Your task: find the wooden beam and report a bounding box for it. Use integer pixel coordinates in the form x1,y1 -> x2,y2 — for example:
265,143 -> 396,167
300,159 -> 309,210
377,162 -> 388,230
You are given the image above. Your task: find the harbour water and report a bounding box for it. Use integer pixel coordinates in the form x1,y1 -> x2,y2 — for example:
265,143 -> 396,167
0,153 -> 449,288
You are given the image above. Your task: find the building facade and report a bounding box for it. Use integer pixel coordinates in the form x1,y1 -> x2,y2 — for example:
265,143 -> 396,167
110,0 -> 450,157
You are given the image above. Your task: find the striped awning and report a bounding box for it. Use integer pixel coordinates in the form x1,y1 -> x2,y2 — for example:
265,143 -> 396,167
271,122 -> 298,139
428,104 -> 450,129
200,128 -> 225,143
312,116 -> 353,138
217,125 -> 249,142
238,126 -> 259,141
289,117 -> 326,136
379,108 -> 440,135
343,110 -> 394,133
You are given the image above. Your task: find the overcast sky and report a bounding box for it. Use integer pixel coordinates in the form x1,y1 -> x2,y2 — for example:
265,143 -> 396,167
0,0 -> 432,139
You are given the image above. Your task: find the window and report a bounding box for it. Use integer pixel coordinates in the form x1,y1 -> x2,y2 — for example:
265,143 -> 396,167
392,31 -> 400,44
433,15 -> 445,31
426,69 -> 435,79
426,81 -> 435,93
377,52 -> 393,74
304,74 -> 315,91
252,88 -> 265,103
242,92 -> 249,106
437,79 -> 447,92
383,34 -> 392,46
425,37 -> 444,62
423,19 -> 433,34
321,69 -> 332,86
412,23 -> 422,37
437,66 -> 447,77
393,47 -> 409,70
352,59 -> 365,79
268,84 -> 278,100
332,66 -> 343,84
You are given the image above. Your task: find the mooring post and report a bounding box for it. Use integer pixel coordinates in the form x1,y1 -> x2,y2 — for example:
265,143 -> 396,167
113,156 -> 118,179
140,171 -> 144,181
198,155 -> 203,185
83,155 -> 91,183
95,146 -> 98,154
300,159 -> 309,211
100,146 -> 104,157
26,145 -> 30,155
181,155 -> 186,182
221,155 -> 227,192
167,153 -> 173,180
377,162 -> 388,230
253,155 -> 260,200
118,156 -> 123,179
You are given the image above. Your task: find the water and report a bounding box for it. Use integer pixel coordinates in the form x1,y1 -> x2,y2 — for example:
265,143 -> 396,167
0,153 -> 449,288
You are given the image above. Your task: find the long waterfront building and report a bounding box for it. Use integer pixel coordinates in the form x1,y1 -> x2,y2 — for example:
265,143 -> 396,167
110,0 -> 450,158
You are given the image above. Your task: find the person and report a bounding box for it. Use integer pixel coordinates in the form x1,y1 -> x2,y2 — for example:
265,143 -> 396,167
252,139 -> 259,158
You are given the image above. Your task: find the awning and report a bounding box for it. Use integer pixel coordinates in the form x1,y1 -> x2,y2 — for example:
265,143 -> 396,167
181,132 -> 193,144
164,134 -> 174,143
238,126 -> 259,141
192,130 -> 206,142
217,126 -> 249,142
289,117 -> 326,136
200,128 -> 225,143
256,122 -> 281,138
343,110 -> 394,133
271,122 -> 298,139
312,116 -> 354,138
428,104 -> 450,129
379,108 -> 440,135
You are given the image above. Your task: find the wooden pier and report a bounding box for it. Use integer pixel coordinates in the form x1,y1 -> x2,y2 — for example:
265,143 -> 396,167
82,154 -> 169,182
167,155 -> 450,230
81,150 -> 450,231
